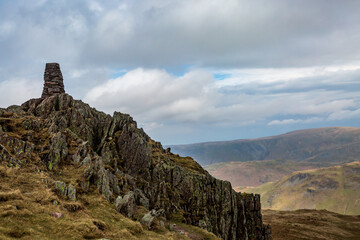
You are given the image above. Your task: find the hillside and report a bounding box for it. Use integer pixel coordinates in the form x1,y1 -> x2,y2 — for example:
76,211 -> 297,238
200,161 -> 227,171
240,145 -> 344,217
242,162 -> 360,215
169,127 -> 360,166
204,160 -> 328,187
262,209 -> 360,240
0,63 -> 271,240
0,164 -> 219,240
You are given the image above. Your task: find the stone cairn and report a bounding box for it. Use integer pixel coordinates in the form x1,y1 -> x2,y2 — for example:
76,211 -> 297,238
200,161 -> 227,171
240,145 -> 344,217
41,63 -> 65,98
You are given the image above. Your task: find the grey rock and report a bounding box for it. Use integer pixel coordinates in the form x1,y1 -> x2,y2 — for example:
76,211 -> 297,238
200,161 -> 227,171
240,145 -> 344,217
140,209 -> 157,229
134,189 -> 149,209
115,191 -> 135,218
140,209 -> 166,229
48,132 -> 68,170
80,155 -> 91,166
55,181 -> 67,196
67,184 -> 77,201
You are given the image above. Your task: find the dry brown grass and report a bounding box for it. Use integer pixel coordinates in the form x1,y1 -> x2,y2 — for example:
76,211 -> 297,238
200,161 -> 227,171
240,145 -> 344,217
262,209 -> 360,240
0,163 -> 218,240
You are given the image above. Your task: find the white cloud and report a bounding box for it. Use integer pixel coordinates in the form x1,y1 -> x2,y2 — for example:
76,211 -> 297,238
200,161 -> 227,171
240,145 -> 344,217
83,68 -> 215,121
0,79 -> 42,108
84,67 -> 360,130
268,117 -> 323,126
328,109 -> 360,121
213,63 -> 360,88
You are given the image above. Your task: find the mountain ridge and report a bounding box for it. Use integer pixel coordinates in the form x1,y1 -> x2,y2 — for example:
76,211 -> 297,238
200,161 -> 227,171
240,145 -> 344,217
169,127 -> 360,166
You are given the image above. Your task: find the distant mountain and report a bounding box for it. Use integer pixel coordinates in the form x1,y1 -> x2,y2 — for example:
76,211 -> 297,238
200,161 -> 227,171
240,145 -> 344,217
169,127 -> 360,166
242,161 -> 360,215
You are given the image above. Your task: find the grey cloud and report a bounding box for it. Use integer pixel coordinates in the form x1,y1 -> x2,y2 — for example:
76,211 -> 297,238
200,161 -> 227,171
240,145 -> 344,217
79,0 -> 360,68
1,0 -> 360,144
83,67 -> 360,131
2,0 -> 359,70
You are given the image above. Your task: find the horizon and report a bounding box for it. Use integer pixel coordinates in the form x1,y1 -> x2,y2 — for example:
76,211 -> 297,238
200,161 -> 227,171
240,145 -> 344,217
1,0 -> 360,145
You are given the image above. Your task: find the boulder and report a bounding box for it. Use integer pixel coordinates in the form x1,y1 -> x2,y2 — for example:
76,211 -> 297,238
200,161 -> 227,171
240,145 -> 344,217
48,132 -> 68,170
54,181 -> 77,201
55,181 -> 67,196
140,209 -> 165,229
67,184 -> 77,201
134,189 -> 149,209
115,191 -> 135,218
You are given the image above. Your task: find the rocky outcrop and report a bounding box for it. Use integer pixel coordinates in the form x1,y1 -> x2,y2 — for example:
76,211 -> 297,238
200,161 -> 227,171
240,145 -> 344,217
115,191 -> 136,218
54,181 -> 77,201
16,93 -> 272,239
141,209 -> 166,229
0,63 -> 271,240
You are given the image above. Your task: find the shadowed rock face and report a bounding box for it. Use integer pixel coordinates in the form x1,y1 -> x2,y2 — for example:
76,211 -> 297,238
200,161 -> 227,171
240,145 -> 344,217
41,63 -> 65,98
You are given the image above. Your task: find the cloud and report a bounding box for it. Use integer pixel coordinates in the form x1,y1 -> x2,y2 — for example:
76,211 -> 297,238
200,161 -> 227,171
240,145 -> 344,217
1,0 -> 360,143
328,109 -> 360,121
268,117 -> 323,126
0,79 -> 42,108
83,68 -> 216,122
1,0 -> 360,70
84,66 -> 360,134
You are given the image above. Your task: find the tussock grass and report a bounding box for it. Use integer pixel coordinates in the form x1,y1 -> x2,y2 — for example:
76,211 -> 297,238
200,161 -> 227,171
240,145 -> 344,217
0,163 -> 216,239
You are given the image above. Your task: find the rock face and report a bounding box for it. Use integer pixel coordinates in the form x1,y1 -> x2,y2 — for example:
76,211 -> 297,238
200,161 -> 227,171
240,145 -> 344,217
0,64 -> 271,240
41,63 -> 65,98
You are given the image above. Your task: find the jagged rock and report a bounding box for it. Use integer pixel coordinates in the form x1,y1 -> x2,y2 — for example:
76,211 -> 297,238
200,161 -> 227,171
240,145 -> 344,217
199,219 -> 207,229
115,191 -> 135,218
55,181 -> 77,201
90,158 -> 120,201
67,184 -> 77,201
134,189 -> 149,209
55,181 -> 67,196
80,155 -> 91,166
0,143 -> 19,167
0,133 -> 33,166
140,209 -> 165,229
48,132 -> 68,170
72,141 -> 91,163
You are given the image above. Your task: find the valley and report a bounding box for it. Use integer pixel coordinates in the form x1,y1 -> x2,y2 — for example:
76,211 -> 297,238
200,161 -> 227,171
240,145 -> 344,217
243,161 -> 360,215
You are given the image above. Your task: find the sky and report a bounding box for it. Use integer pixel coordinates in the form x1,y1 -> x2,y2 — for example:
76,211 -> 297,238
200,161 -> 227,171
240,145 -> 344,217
0,0 -> 360,145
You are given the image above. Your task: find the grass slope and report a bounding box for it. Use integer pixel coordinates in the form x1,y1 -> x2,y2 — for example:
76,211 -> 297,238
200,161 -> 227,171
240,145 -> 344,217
243,162 -> 360,215
0,164 -> 220,240
205,159 -> 329,188
262,209 -> 360,240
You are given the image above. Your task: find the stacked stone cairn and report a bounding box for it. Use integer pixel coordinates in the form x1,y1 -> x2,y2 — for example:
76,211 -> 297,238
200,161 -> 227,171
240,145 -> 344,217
41,63 -> 65,98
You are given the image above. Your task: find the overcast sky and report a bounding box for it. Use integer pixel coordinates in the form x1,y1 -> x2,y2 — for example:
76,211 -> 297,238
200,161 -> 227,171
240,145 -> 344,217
1,0 -> 360,144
